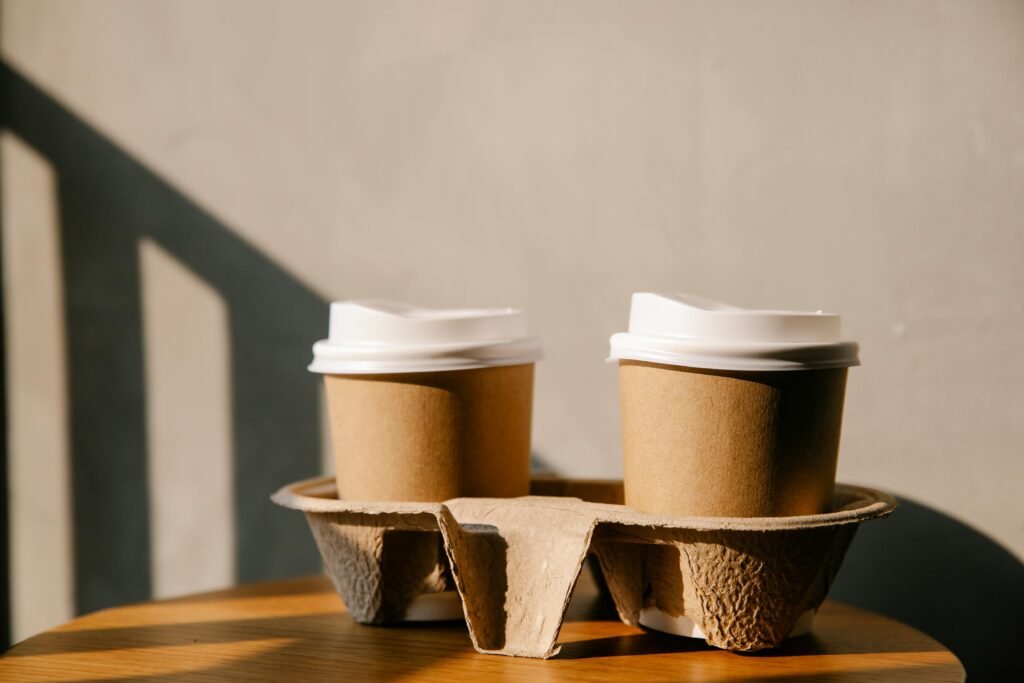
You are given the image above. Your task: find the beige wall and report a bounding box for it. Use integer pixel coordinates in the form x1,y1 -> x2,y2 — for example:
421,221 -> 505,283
4,0 -> 1024,640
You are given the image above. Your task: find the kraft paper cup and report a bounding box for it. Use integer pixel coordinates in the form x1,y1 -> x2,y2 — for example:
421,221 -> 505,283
308,300 -> 542,622
609,293 -> 860,519
609,293 -> 860,639
324,363 -> 534,501
309,300 -> 542,502
618,361 -> 848,517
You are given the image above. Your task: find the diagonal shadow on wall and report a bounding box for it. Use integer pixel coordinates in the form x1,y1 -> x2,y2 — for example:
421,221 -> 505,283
0,62 -> 325,622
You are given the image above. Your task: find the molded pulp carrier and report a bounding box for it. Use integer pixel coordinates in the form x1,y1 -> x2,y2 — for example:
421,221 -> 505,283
272,477 -> 896,659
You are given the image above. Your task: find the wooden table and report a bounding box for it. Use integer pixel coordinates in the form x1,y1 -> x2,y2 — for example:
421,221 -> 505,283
1,573 -> 964,682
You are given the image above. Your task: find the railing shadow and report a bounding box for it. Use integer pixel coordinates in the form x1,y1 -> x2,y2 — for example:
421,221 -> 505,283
0,62 -> 326,628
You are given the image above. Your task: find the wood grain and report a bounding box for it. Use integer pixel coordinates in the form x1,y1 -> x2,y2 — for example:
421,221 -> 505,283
0,572 -> 964,681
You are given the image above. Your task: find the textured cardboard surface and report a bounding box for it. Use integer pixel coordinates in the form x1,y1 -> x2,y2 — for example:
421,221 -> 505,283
273,477 -> 895,657
619,360 -> 848,517
324,363 -> 534,501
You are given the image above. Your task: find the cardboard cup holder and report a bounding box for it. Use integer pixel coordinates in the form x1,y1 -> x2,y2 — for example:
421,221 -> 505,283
272,476 -> 896,658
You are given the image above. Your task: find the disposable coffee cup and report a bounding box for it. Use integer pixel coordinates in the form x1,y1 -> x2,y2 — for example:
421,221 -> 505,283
309,300 -> 541,622
609,293 -> 860,519
309,300 -> 542,503
609,293 -> 859,640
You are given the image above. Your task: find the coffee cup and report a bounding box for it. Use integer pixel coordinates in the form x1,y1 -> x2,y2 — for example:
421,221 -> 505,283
309,300 -> 541,502
609,293 -> 859,518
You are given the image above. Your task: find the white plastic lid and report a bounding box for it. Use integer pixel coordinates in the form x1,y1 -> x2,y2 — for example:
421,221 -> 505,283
608,293 -> 859,372
309,300 -> 542,374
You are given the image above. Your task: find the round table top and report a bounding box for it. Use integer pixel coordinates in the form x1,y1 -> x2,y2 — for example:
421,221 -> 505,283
1,574 -> 964,682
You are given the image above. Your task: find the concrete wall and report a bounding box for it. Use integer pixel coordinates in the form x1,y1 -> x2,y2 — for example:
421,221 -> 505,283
3,0 -> 1023,643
